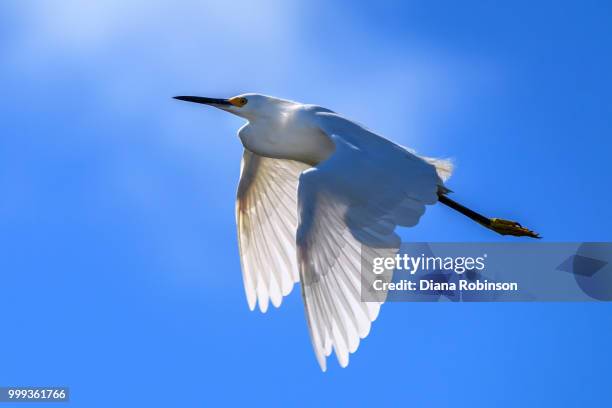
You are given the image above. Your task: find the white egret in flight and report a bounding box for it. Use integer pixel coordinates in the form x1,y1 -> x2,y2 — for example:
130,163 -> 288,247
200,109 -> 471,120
174,93 -> 539,371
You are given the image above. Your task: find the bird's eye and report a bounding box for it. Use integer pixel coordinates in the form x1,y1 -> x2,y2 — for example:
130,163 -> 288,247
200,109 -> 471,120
229,97 -> 248,107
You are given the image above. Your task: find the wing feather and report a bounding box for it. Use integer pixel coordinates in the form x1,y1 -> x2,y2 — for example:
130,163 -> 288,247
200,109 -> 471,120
236,149 -> 309,312
296,112 -> 444,370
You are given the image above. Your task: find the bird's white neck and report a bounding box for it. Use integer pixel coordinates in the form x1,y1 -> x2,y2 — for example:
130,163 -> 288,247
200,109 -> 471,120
238,105 -> 334,165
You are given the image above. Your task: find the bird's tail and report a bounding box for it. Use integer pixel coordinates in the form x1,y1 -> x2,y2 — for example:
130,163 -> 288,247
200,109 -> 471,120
422,156 -> 454,182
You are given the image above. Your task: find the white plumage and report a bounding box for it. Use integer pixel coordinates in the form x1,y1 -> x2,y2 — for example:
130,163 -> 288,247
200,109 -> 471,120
176,93 -> 452,370
236,150 -> 308,312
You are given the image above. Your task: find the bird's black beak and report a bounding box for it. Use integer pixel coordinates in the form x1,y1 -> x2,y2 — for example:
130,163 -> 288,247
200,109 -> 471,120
173,96 -> 232,106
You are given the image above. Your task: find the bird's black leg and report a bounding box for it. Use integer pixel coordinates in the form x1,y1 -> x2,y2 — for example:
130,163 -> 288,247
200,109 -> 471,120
437,193 -> 541,238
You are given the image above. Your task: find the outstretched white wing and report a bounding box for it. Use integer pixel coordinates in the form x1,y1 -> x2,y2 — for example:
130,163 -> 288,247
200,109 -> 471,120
236,149 -> 309,312
296,112 -> 446,370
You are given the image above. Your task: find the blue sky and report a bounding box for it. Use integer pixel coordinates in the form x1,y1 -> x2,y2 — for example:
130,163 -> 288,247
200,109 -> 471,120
1,0 -> 612,406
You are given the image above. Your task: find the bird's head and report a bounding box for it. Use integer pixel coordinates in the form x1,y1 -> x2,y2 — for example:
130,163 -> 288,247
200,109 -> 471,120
173,93 -> 290,120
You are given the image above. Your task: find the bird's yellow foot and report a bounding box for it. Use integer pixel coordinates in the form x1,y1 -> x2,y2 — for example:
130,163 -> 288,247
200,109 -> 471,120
487,218 -> 541,239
